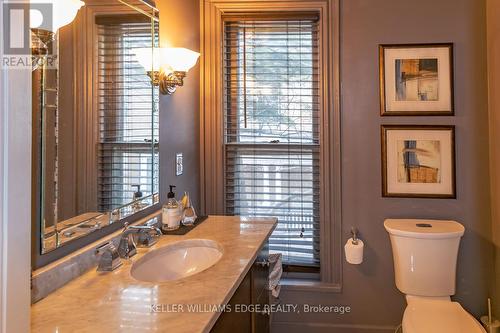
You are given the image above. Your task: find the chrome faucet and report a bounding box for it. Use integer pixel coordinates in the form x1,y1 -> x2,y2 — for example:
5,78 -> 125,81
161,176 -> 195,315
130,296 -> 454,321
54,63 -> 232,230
136,225 -> 163,247
96,241 -> 122,272
118,224 -> 162,259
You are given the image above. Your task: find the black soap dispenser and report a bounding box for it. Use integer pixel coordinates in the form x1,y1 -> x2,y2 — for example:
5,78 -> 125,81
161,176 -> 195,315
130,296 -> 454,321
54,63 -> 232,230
132,185 -> 143,201
167,185 -> 176,202
131,185 -> 143,211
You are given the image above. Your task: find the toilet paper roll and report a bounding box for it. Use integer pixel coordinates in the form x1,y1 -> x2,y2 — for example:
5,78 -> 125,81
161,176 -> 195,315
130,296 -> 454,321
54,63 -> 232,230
344,238 -> 364,265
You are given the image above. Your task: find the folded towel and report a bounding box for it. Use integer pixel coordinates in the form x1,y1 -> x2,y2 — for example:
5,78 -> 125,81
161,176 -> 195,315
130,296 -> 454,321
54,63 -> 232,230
268,253 -> 283,298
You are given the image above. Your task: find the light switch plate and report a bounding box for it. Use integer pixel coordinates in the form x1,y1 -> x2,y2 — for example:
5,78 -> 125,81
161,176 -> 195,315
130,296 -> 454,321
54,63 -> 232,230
176,153 -> 183,176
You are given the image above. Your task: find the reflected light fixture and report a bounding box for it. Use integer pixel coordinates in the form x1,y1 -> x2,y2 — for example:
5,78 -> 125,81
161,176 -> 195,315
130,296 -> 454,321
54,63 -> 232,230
30,0 -> 85,53
133,47 -> 200,95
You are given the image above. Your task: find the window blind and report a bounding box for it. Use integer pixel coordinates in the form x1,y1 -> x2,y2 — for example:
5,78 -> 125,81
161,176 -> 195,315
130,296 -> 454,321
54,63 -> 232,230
223,18 -> 321,267
96,16 -> 159,211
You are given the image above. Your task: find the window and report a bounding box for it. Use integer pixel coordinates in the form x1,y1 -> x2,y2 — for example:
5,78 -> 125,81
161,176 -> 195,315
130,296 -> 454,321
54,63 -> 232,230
202,0 -> 340,285
223,18 -> 321,268
96,16 -> 159,211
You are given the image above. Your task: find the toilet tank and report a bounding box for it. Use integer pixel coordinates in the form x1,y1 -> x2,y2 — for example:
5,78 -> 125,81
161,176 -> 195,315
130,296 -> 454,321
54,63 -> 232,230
384,219 -> 465,297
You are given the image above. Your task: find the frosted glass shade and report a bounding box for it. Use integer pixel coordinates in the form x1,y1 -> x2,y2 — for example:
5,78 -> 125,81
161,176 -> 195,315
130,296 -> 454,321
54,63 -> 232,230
30,0 -> 85,32
161,48 -> 200,72
133,48 -> 161,72
134,47 -> 200,73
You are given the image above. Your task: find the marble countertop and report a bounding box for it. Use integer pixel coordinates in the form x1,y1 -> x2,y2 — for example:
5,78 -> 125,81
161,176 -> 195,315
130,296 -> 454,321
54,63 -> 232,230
31,215 -> 277,333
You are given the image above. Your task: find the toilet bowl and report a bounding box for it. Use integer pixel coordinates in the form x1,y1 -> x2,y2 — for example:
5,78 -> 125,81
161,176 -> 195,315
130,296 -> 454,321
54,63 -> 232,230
384,219 -> 486,333
403,296 -> 485,333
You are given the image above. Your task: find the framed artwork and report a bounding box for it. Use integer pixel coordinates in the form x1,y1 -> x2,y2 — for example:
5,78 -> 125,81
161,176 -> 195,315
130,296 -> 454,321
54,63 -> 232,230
379,43 -> 454,116
381,125 -> 456,198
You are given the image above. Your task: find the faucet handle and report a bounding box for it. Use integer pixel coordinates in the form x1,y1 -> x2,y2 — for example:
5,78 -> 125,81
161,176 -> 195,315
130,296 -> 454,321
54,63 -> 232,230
118,226 -> 137,259
136,226 -> 162,248
96,242 -> 122,272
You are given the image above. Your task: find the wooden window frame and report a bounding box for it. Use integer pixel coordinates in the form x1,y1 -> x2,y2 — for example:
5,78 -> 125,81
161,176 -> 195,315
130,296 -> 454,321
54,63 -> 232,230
200,0 -> 341,290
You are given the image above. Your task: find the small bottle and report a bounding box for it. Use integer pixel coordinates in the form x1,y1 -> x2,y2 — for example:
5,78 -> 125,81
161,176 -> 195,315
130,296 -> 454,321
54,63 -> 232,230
162,185 -> 181,231
181,192 -> 197,226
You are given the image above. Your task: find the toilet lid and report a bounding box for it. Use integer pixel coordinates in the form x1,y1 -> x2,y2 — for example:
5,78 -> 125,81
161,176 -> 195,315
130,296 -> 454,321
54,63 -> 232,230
403,299 -> 486,333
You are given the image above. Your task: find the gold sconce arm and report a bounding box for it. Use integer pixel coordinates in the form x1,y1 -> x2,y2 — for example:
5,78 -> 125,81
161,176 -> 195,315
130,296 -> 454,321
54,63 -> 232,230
31,28 -> 55,56
147,71 -> 187,95
135,47 -> 199,95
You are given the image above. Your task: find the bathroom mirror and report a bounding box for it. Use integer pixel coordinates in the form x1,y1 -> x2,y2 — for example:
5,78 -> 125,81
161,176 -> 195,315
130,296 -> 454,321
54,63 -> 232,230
32,0 -> 160,260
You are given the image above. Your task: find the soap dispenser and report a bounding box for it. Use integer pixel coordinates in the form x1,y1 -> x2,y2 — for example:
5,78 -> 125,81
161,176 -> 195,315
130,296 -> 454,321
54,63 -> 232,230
131,185 -> 143,211
132,185 -> 143,201
162,185 -> 182,231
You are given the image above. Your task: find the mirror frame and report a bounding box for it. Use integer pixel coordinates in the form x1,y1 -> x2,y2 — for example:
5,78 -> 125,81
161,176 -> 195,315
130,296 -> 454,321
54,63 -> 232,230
32,0 -> 160,269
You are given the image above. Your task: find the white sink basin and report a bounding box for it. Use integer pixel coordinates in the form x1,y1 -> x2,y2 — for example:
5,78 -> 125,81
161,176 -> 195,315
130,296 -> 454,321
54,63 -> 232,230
130,239 -> 223,282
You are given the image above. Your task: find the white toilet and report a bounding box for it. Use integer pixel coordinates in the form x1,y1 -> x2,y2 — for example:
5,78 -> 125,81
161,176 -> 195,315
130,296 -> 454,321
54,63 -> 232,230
384,219 -> 486,333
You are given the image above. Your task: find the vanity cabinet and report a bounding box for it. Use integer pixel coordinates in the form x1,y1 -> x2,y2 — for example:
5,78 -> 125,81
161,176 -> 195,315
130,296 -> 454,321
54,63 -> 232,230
211,243 -> 270,333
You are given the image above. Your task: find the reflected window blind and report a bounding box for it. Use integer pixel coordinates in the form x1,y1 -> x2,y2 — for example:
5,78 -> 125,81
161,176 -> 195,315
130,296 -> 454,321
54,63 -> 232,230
96,16 -> 159,211
223,18 -> 321,267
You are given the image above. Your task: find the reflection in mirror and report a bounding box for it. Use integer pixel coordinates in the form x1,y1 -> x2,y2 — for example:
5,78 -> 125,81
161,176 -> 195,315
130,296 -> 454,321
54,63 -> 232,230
32,0 -> 160,255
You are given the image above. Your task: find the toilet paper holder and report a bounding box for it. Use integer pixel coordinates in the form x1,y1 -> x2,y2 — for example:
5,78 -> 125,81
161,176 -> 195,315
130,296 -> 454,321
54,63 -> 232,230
345,226 -> 364,265
351,227 -> 359,245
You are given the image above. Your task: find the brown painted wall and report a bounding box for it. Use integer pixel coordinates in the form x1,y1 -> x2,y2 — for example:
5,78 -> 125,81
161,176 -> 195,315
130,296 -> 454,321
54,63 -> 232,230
158,0 -> 201,209
159,0 -> 493,331
487,0 -> 500,318
273,0 -> 492,331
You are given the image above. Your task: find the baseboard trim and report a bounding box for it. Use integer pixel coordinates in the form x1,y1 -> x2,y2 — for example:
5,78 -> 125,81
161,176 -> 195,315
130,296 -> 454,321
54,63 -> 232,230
272,321 -> 397,333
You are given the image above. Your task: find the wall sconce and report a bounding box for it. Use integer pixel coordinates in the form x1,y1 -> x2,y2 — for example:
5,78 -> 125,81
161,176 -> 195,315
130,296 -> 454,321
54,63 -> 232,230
30,0 -> 85,54
133,48 -> 200,95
